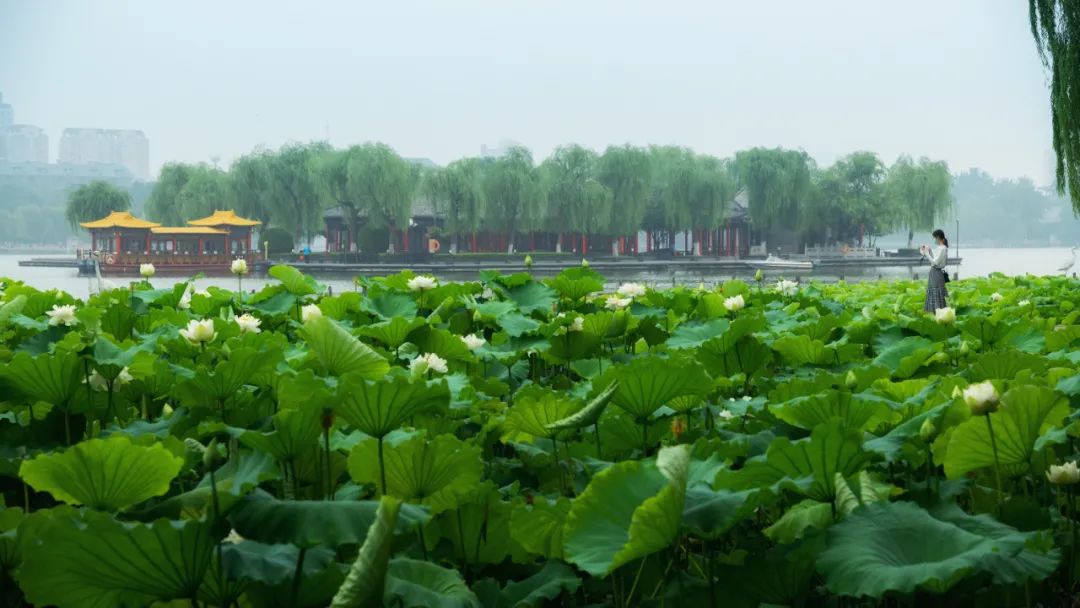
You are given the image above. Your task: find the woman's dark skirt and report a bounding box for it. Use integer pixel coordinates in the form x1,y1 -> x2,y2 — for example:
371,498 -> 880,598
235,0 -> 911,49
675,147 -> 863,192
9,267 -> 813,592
924,268 -> 948,312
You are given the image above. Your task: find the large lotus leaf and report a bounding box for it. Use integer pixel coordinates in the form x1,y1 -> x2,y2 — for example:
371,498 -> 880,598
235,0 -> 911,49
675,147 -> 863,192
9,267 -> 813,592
228,492 -> 428,548
246,289 -> 298,317
17,509 -> 215,608
476,561 -> 581,608
277,368 -> 335,411
545,267 -> 604,301
504,390 -> 581,441
715,421 -> 871,502
697,335 -> 773,379
944,385 -> 1069,479
769,390 -> 898,432
239,406 -> 322,463
358,316 -> 426,349
0,294 -> 27,328
958,316 -> 1014,346
435,488 -> 523,565
1047,324 -> 1080,352
968,350 -> 1050,381
563,445 -> 690,577
872,336 -> 935,378
681,486 -> 761,540
348,432 -> 482,514
667,319 -> 729,350
411,326 -> 476,363
612,356 -> 711,419
1,350 -> 83,407
497,312 -> 542,338
132,451 -> 277,521
329,496 -> 400,608
335,373 -> 449,439
1058,371 -> 1080,396
817,501 -> 1052,597
383,558 -> 479,608
547,381 -> 618,431
717,537 -> 819,606
507,281 -> 557,314
772,334 -> 836,366
510,496 -> 571,559
269,264 -> 318,296
184,346 -> 277,402
864,402 -> 951,463
764,499 -> 832,544
20,435 -> 183,511
222,541 -> 337,587
362,292 -> 418,320
301,316 -> 390,379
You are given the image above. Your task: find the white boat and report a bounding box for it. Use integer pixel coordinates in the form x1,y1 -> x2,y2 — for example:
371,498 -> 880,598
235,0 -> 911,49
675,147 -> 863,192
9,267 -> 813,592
743,255 -> 813,271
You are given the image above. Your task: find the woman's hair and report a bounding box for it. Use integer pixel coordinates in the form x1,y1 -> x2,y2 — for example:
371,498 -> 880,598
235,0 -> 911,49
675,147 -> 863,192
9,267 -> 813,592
932,229 -> 949,247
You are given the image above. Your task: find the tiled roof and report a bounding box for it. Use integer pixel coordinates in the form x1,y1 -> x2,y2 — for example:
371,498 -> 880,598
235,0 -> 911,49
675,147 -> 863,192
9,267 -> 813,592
80,211 -> 161,229
187,210 -> 262,227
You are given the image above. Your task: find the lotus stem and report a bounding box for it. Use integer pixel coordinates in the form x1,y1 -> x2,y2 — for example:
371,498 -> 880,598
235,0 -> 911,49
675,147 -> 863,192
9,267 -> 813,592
209,463 -> 224,603
378,436 -> 387,496
290,547 -> 306,608
594,423 -> 603,460
985,415 -> 1004,516
1070,485 -> 1077,594
323,424 -> 333,500
625,558 -> 648,607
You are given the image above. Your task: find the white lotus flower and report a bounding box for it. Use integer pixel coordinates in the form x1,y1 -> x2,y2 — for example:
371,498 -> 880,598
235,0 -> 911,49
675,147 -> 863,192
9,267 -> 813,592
410,352 -> 448,376
862,306 -> 874,319
1047,461 -> 1080,485
180,319 -> 217,344
934,307 -> 956,324
223,529 -> 246,544
990,292 -> 1003,302
140,263 -> 155,278
230,258 -> 248,275
46,304 -> 78,327
569,316 -> 584,332
195,288 -> 210,297
616,282 -> 646,298
718,409 -> 736,420
87,367 -> 134,391
724,294 -> 745,312
962,380 -> 999,415
301,304 -> 322,323
605,295 -> 631,310
178,286 -> 193,309
775,279 -> 798,296
1018,300 -> 1031,307
481,287 -> 495,300
460,333 -> 485,350
235,313 -> 261,334
407,276 -> 438,291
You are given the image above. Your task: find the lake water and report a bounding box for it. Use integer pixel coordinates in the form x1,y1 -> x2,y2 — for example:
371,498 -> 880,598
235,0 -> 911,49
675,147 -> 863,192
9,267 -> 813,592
0,247 -> 1075,299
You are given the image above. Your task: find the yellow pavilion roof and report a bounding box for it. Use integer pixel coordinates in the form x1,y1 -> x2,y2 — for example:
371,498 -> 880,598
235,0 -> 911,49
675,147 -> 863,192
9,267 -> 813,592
187,210 -> 262,227
80,211 -> 161,229
150,226 -> 228,235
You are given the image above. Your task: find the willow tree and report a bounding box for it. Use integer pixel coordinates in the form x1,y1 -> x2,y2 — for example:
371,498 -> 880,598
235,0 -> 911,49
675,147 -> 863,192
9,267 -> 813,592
645,145 -> 695,251
541,145 -> 611,253
265,142 -> 331,245
145,163 -> 194,225
65,181 -> 131,230
311,147 -> 360,251
346,143 -> 416,254
423,158 -> 486,253
886,156 -> 953,248
734,148 -> 813,232
598,145 -> 652,254
228,151 -> 274,226
1030,1 -> 1080,211
673,154 -> 735,253
484,146 -> 545,254
174,165 -> 230,222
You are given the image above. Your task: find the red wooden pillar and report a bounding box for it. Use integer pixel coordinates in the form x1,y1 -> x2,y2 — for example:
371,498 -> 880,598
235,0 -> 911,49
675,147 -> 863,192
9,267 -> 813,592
224,235 -> 229,256
145,232 -> 150,254
114,231 -> 121,254
646,231 -> 652,252
198,238 -> 204,255
582,233 -> 588,254
402,228 -> 410,252
530,232 -> 535,251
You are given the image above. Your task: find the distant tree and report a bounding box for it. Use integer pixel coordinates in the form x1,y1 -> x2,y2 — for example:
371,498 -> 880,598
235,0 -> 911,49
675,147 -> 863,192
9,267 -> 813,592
834,152 -> 889,246
734,148 -> 813,232
673,154 -> 735,252
228,151 -> 275,226
645,145 -> 694,250
484,146 -> 546,253
145,163 -> 194,225
886,156 -> 952,247
311,147 -> 359,251
598,145 -> 652,254
175,165 -> 230,221
1029,1 -> 1080,212
542,145 -> 611,253
265,142 -> 331,245
65,181 -> 131,230
346,143 -> 416,253
423,158 -> 486,253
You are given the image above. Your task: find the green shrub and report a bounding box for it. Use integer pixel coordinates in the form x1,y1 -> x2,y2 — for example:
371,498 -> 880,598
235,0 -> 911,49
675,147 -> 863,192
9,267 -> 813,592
262,227 -> 294,254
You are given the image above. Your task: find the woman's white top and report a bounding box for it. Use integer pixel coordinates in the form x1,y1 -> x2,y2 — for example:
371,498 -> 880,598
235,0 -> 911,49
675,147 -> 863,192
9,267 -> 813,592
922,245 -> 947,269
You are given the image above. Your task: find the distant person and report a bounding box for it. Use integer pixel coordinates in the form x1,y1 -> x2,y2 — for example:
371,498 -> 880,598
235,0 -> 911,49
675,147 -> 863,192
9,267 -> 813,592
920,229 -> 949,312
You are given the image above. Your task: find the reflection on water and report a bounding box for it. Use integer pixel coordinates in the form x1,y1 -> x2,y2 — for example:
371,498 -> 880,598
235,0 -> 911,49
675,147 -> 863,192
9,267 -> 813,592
1,247 -> 1075,300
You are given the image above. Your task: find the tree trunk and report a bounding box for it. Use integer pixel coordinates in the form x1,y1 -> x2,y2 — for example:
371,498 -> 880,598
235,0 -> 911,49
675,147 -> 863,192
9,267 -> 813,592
450,233 -> 458,254
907,230 -> 914,249
556,233 -> 563,254
387,228 -> 396,254
506,232 -> 515,254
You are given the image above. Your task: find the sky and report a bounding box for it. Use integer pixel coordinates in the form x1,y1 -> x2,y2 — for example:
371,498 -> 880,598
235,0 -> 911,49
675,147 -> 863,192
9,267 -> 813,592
0,0 -> 1056,183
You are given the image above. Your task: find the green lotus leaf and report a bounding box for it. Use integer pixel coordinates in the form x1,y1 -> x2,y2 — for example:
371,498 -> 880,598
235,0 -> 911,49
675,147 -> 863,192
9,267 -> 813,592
436,488 -> 523,565
0,294 -> 27,329
717,538 -> 819,606
545,267 -> 604,301
818,501 -> 1055,597
222,541 -> 337,587
507,281 -> 557,314
872,335 -> 935,378
17,509 -> 215,608
715,420 -> 871,502
612,356 -> 711,419
510,496 -> 571,559
944,385 -> 1069,479
498,312 -> 542,338
667,318 -> 729,350
958,316 -> 1013,346
1058,371 -> 1080,396
335,373 -> 449,439
383,558 -> 479,608
239,406 -> 322,463
697,335 -> 773,378
968,350 -> 1050,381
764,499 -> 832,543
347,432 -> 482,514
330,496 -> 401,608
133,451 -> 278,520
864,402 -> 950,463
358,316 -> 426,349
772,334 -> 845,366
20,435 -> 183,511
301,316 -> 390,379
505,390 -> 581,441
546,381 -> 618,431
563,444 -> 690,576
478,561 -> 581,608
411,326 -> 476,362
247,289 -> 298,317
1047,324 -> 1080,352
2,349 -> 83,410
681,486 -> 760,540
228,492 -> 428,548
769,390 -> 898,431
362,293 -> 419,320
182,346 -> 277,403
269,264 -> 319,296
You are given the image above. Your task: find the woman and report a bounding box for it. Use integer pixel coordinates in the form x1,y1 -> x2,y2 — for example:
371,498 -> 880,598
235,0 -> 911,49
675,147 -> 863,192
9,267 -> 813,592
920,229 -> 949,312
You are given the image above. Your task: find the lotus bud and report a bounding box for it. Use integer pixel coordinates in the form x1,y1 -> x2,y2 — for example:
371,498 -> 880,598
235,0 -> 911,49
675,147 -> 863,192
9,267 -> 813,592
140,263 -> 155,278
670,417 -> 686,441
581,258 -> 589,268
928,351 -> 950,364
203,438 -> 223,468
958,341 -> 970,356
845,370 -> 858,389
951,386 -> 962,399
184,437 -> 206,456
1046,461 -> 1080,485
754,269 -> 763,282
919,419 -> 937,442
524,254 -> 533,268
162,403 -> 174,418
472,309 -> 483,322
962,380 -> 999,415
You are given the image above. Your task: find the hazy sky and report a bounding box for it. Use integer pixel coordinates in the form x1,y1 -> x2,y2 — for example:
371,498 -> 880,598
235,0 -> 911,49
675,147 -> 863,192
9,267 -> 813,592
0,0 -> 1055,182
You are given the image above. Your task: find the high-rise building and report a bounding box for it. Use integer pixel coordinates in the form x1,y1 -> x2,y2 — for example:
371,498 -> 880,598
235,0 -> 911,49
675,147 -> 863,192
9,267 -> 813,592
0,125 -> 48,163
59,128 -> 149,180
0,93 -> 13,129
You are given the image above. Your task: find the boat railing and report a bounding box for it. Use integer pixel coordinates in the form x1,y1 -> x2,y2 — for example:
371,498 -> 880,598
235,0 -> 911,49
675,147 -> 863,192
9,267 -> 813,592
81,251 -> 259,265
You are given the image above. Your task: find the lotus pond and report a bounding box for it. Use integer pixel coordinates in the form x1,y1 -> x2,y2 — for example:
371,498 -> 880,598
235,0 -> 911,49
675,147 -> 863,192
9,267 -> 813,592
0,266 -> 1079,607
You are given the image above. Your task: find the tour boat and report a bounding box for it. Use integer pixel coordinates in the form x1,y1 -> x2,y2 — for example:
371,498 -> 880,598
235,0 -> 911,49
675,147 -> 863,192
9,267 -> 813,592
78,210 -> 261,276
743,254 -> 813,271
